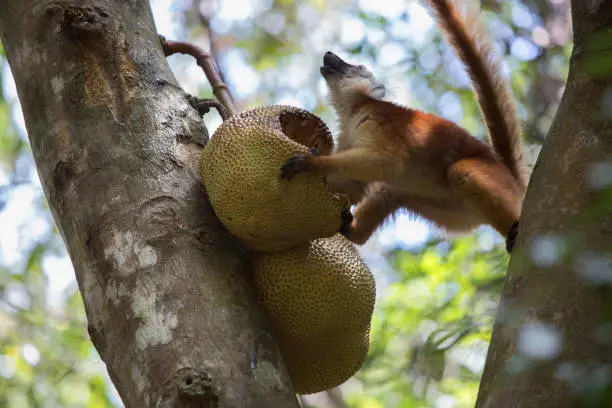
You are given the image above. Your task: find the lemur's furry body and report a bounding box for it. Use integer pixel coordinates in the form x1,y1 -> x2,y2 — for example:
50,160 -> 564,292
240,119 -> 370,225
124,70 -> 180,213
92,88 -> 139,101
281,0 -> 526,252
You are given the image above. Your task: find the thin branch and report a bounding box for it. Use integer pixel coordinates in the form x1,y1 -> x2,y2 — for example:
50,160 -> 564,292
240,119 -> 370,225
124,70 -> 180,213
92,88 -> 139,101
186,95 -> 227,122
160,35 -> 237,119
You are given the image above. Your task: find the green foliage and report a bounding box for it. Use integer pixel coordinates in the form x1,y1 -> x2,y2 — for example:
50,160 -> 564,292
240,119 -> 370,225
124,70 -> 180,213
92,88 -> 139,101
347,236 -> 506,407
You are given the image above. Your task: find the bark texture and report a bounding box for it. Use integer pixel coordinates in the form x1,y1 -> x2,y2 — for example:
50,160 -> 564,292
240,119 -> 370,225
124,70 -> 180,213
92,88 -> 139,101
0,1 -> 299,407
476,1 -> 612,407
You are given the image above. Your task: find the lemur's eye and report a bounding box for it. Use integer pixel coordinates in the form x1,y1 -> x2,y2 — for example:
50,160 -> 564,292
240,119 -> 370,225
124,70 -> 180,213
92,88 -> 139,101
372,84 -> 385,93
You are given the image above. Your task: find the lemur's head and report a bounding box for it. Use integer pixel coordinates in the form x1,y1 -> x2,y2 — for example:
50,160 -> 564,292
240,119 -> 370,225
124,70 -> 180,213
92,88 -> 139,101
320,52 -> 386,105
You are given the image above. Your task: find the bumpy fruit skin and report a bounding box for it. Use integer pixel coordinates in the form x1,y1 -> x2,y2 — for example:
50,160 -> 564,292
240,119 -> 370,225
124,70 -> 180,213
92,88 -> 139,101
252,234 -> 376,394
200,105 -> 350,252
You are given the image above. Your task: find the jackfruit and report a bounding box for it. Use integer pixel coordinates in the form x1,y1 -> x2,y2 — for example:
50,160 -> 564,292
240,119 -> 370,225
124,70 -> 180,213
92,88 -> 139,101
252,234 -> 376,394
200,105 -> 350,252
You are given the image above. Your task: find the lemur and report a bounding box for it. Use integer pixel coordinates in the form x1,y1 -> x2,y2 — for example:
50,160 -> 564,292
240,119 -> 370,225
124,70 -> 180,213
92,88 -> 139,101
281,0 -> 526,253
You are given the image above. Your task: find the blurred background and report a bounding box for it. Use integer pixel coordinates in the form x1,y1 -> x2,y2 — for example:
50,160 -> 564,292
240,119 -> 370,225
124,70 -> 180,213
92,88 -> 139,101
0,0 -> 571,406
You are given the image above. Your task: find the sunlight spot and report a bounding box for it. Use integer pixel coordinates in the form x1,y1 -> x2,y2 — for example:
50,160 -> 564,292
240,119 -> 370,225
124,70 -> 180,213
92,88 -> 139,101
340,17 -> 366,48
379,42 -> 406,67
367,27 -> 385,46
588,162 -> 612,189
261,12 -> 285,36
477,229 -> 499,252
43,254 -> 75,309
295,89 -> 317,110
358,0 -> 406,19
21,344 -> 40,366
511,3 -> 535,30
2,62 -> 27,139
0,355 -> 15,378
217,0 -> 257,22
518,323 -> 561,360
5,283 -> 30,309
378,212 -> 430,249
436,395 -> 456,408
390,19 -> 412,39
574,252 -> 612,286
532,26 -> 550,47
150,0 -> 182,38
439,92 -> 464,123
510,37 -> 540,61
0,185 -> 37,265
529,234 -> 565,267
220,50 -> 260,99
419,44 -> 441,74
405,3 -> 434,47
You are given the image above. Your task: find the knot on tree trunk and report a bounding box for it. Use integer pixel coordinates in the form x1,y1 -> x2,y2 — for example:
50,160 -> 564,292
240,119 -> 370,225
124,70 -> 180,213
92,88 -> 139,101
47,1 -> 110,36
157,367 -> 220,408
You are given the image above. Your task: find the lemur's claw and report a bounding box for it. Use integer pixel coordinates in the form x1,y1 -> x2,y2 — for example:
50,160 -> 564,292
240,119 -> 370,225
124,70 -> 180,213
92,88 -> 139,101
280,154 -> 313,180
339,207 -> 353,235
506,221 -> 519,253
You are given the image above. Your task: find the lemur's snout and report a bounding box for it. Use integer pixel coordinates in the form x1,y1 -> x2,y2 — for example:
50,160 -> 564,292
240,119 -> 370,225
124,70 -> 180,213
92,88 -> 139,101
320,51 -> 354,76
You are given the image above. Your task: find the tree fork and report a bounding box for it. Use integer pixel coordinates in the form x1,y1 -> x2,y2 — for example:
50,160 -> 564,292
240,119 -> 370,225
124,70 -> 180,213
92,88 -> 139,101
0,1 -> 299,407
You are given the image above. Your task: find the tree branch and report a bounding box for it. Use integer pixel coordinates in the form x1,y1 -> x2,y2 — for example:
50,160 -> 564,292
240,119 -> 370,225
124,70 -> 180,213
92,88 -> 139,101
160,35 -> 237,119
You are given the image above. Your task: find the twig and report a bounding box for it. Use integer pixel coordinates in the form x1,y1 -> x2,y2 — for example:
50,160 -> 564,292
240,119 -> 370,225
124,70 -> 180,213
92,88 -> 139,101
160,35 -> 237,119
188,95 -> 229,121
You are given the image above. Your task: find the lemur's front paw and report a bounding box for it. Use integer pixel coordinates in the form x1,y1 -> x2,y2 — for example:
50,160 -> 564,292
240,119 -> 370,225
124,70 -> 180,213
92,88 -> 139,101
280,149 -> 319,180
341,224 -> 368,245
339,216 -> 368,245
506,221 -> 519,253
339,207 -> 353,235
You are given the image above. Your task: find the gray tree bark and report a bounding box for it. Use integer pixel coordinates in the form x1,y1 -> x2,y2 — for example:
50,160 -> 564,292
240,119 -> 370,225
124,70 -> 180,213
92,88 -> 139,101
476,1 -> 612,407
0,1 -> 299,407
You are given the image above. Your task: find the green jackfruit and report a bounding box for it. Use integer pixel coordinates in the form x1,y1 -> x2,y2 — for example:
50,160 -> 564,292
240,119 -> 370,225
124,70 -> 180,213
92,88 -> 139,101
252,234 -> 376,394
200,105 -> 349,252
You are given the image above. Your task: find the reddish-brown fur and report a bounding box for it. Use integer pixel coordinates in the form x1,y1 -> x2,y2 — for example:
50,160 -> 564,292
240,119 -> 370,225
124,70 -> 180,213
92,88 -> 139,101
281,0 -> 526,251
424,0 -> 527,189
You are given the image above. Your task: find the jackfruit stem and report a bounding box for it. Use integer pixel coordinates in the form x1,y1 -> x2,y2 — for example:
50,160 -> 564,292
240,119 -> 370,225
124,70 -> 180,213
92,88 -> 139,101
188,96 -> 228,120
160,35 -> 237,120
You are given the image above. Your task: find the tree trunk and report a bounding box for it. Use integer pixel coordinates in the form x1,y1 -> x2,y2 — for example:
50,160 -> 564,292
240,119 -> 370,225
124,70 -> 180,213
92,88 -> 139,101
0,1 -> 299,407
476,1 -> 612,407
